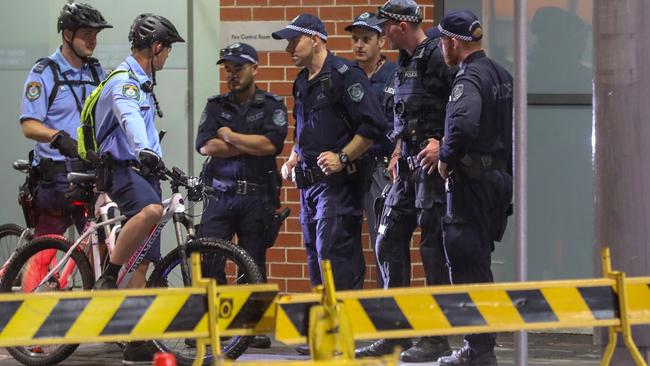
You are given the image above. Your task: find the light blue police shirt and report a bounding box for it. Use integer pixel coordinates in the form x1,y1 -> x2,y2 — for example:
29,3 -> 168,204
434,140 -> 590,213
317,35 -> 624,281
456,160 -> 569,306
19,47 -> 105,163
94,55 -> 162,161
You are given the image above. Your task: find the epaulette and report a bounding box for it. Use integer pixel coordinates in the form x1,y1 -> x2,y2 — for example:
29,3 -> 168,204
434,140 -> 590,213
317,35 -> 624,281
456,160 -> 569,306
207,94 -> 224,102
86,57 -> 100,67
265,91 -> 284,102
335,62 -> 349,74
32,58 -> 54,74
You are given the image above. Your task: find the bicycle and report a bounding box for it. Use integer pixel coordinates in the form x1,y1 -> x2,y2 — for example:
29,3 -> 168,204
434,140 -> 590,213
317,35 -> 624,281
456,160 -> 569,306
0,162 -> 263,366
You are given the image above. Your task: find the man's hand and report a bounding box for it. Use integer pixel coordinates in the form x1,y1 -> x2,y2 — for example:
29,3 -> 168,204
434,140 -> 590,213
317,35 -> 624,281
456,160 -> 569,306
138,149 -> 164,176
281,157 -> 298,182
217,127 -> 233,143
387,154 -> 399,182
438,160 -> 449,179
49,130 -> 79,158
317,151 -> 343,175
416,138 -> 440,175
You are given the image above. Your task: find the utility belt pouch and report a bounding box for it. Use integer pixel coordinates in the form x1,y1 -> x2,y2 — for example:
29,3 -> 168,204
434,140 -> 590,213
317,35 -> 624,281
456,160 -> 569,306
95,155 -> 111,192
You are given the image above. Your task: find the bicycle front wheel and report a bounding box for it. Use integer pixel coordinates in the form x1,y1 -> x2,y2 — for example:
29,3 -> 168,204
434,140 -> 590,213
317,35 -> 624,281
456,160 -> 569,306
0,223 -> 29,276
0,235 -> 94,366
147,238 -> 264,365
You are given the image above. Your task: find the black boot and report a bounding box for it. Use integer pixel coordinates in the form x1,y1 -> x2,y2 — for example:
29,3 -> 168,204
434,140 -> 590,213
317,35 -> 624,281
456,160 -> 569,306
355,339 -> 412,358
438,345 -> 498,366
249,335 -> 271,349
400,336 -> 451,362
295,344 -> 310,355
122,341 -> 159,365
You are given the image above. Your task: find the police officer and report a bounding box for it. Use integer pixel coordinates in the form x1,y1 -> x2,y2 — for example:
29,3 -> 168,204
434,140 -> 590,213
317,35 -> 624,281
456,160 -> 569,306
91,13 -> 184,363
272,14 -> 385,292
434,10 -> 513,366
344,12 -> 397,289
19,3 -> 110,289
195,42 -> 288,349
355,0 -> 456,361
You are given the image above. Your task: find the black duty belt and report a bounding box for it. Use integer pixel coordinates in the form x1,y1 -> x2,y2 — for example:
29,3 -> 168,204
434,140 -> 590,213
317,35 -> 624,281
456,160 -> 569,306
39,159 -> 91,179
294,163 -> 359,189
212,178 -> 267,195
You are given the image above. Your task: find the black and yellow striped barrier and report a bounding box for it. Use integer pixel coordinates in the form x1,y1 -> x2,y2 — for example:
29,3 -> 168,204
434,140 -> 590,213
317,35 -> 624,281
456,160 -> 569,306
275,248 -> 648,366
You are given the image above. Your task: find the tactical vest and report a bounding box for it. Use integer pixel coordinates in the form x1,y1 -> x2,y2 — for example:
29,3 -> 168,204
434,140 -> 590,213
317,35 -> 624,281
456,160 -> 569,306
393,38 -> 445,155
32,57 -> 102,113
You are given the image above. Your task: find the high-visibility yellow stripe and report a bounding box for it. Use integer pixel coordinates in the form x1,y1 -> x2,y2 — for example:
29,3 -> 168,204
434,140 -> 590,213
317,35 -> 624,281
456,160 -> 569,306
131,293 -> 189,336
343,299 -> 376,334
1,297 -> 58,340
395,293 -> 451,331
542,287 -> 594,323
626,282 -> 650,324
470,289 -> 523,326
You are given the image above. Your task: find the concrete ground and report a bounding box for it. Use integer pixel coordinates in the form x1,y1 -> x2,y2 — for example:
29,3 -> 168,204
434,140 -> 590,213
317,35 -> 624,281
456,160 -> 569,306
0,333 -> 601,365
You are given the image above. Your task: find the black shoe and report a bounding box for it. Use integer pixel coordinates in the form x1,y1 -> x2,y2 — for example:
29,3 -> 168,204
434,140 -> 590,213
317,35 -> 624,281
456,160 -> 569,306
122,341 -> 159,365
355,339 -> 412,358
250,335 -> 271,349
400,336 -> 451,362
438,345 -> 498,366
184,338 -> 196,348
295,344 -> 310,355
93,275 -> 117,290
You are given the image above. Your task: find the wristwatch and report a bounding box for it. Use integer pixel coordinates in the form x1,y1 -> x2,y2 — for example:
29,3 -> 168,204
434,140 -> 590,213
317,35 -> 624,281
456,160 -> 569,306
338,151 -> 350,166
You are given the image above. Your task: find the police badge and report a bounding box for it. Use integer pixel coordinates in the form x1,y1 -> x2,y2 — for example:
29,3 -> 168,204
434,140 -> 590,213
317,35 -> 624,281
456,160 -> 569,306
452,84 -> 464,102
122,84 -> 140,100
347,83 -> 364,102
25,82 -> 42,102
273,109 -> 287,126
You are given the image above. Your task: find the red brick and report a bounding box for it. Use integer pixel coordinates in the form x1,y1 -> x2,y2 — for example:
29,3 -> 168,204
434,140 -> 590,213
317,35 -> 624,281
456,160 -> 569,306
285,95 -> 295,110
320,7 -> 352,21
334,51 -> 354,59
287,248 -> 308,263
221,7 -> 252,21
286,67 -> 302,80
276,232 -> 303,247
256,67 -> 285,80
270,263 -> 303,277
286,7 -> 320,20
219,82 -> 229,94
253,7 -> 284,20
412,279 -> 426,287
352,6 -> 377,17
303,0 -> 332,4
327,36 -> 353,51
322,21 -> 337,35
237,0 -> 267,5
267,247 -> 286,262
222,0 -> 235,5
412,265 -> 426,281
286,187 -> 300,202
270,0 -> 299,4
267,277 -> 287,292
287,279 -> 312,293
269,52 -> 292,66
256,52 -> 269,66
337,0 -> 369,5
369,0 -> 386,4
269,81 -> 294,95
284,217 -> 301,233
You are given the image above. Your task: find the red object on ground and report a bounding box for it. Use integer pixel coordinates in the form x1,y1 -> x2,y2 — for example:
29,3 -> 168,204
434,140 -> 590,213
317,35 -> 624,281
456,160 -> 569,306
153,352 -> 176,366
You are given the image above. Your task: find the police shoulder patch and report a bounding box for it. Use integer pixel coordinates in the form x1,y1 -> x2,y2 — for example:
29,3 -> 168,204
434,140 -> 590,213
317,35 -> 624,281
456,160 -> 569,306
25,81 -> 42,102
273,109 -> 287,127
122,83 -> 140,100
452,84 -> 464,102
347,82 -> 364,102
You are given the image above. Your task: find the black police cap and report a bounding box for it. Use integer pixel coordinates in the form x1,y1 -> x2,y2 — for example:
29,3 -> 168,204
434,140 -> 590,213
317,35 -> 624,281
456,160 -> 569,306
367,0 -> 423,26
217,42 -> 258,65
344,12 -> 382,34
431,10 -> 483,42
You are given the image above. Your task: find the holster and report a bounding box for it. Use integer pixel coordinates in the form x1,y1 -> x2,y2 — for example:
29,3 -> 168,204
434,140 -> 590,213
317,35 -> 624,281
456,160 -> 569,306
263,207 -> 291,248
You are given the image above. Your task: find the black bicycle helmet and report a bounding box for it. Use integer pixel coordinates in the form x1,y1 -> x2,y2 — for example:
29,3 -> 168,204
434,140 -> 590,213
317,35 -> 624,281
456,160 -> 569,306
57,3 -> 112,33
129,13 -> 185,48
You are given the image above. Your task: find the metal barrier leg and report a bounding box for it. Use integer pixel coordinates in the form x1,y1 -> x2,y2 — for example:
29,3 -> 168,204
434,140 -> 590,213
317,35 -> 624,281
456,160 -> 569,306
601,247 -> 648,366
307,260 -> 354,361
191,252 -> 221,366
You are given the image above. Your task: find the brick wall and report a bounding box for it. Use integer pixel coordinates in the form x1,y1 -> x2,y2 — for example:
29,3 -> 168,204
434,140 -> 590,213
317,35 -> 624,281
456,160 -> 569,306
219,0 -> 438,293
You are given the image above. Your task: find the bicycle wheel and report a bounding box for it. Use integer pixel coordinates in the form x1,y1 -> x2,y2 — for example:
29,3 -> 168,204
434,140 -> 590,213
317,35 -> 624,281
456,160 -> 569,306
0,235 -> 94,366
147,238 -> 264,365
0,223 -> 29,277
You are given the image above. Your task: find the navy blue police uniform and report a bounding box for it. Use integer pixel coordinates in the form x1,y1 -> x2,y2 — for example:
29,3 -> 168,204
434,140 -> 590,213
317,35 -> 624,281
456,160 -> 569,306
345,12 -> 397,289
273,14 -> 386,290
434,10 -> 513,365
196,67 -> 287,282
367,1 -> 455,291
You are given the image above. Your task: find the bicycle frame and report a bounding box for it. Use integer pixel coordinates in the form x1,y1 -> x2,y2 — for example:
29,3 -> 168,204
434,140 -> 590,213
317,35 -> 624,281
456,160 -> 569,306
31,191 -> 195,291
0,228 -> 35,278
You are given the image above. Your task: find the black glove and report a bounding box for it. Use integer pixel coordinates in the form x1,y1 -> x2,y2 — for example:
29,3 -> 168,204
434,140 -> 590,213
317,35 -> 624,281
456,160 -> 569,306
138,149 -> 164,176
65,183 -> 91,204
50,130 -> 78,158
